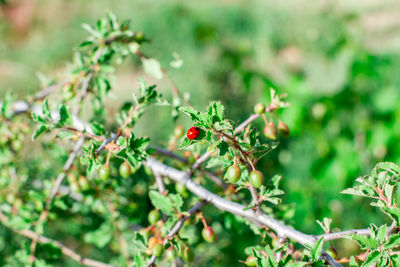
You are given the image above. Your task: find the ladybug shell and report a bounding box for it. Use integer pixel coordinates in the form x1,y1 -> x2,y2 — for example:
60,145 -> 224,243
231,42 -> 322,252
186,127 -> 200,140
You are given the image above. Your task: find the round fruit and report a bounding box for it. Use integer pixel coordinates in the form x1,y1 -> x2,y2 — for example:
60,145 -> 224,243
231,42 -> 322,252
264,122 -> 277,140
166,248 -> 176,261
245,255 -> 257,266
183,247 -> 194,262
202,227 -> 215,243
99,165 -> 111,180
148,209 -> 161,225
226,165 -> 241,183
11,139 -> 23,152
152,243 -> 164,257
67,173 -> 77,184
78,176 -> 90,191
249,170 -> 264,188
148,236 -> 158,249
119,161 -> 131,178
253,103 -> 266,114
186,127 -> 200,140
175,182 -> 188,197
326,248 -> 338,259
278,121 -> 290,137
174,125 -> 185,138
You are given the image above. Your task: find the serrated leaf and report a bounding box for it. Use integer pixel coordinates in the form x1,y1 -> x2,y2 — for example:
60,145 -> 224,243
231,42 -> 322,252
381,207 -> 400,225
351,234 -> 378,250
33,125 -> 49,140
178,106 -> 201,122
149,191 -> 174,216
384,232 -> 400,249
42,99 -> 51,119
58,104 -> 72,126
143,58 -> 163,79
376,224 -> 387,244
82,23 -> 101,38
349,256 -> 359,267
361,251 -> 380,267
310,237 -> 324,261
84,222 -> 113,248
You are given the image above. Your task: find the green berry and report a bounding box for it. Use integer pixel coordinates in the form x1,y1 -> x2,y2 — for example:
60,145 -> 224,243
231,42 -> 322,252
166,249 -> 176,261
152,243 -> 164,257
175,182 -> 189,197
11,139 -> 23,152
264,122 -> 277,140
278,121 -> 290,137
253,103 -> 265,114
249,170 -> 264,188
326,248 -> 338,259
99,165 -> 111,181
226,165 -> 241,183
183,247 -> 194,262
148,209 -> 161,224
78,176 -> 90,191
245,255 -> 257,266
202,227 -> 215,243
119,161 -> 131,178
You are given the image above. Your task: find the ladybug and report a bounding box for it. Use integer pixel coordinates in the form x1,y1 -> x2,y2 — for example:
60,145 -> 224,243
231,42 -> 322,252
186,127 -> 200,140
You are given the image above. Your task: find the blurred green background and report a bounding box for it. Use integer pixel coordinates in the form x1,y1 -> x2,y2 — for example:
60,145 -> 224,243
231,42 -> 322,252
2,0 -> 400,264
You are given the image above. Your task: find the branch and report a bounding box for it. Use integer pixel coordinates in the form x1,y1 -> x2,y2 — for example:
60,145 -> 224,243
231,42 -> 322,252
145,158 -> 315,245
319,229 -> 370,241
0,211 -> 115,267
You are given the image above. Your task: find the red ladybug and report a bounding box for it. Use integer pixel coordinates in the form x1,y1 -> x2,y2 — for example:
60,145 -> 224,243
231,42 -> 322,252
186,127 -> 200,140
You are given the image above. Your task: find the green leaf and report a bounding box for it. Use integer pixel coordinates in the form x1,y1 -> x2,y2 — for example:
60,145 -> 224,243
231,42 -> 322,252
384,232 -> 400,249
84,222 -> 113,248
42,99 -> 51,119
310,237 -> 324,261
381,207 -> 400,225
264,245 -> 277,267
390,254 -> 400,266
178,106 -> 202,122
376,224 -> 387,244
361,251 -> 380,267
82,23 -> 101,38
58,104 -> 72,126
143,58 -> 163,79
349,256 -> 359,267
351,234 -> 378,250
149,191 -> 174,216
33,124 -> 49,140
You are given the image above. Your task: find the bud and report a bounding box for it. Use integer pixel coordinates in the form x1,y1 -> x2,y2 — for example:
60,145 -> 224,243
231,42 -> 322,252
278,121 -> 290,137
253,103 -> 265,114
264,122 -> 277,140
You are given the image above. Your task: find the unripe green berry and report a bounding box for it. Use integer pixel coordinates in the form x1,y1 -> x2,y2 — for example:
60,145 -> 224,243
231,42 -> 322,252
99,165 -> 111,181
183,247 -> 194,262
119,161 -> 131,178
202,227 -> 215,243
152,243 -> 164,257
245,255 -> 257,266
148,209 -> 161,225
253,103 -> 266,114
326,248 -> 338,259
11,139 -> 23,152
78,176 -> 90,191
264,122 -> 277,140
166,248 -> 176,261
175,182 -> 189,197
249,170 -> 264,188
226,164 -> 241,183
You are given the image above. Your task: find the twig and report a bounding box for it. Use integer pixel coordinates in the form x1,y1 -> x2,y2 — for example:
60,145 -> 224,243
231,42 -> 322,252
148,145 -> 188,164
319,229 -> 370,241
0,211 -> 114,267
